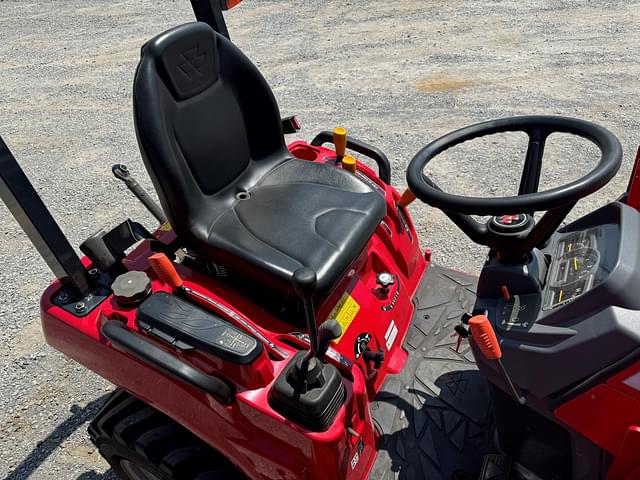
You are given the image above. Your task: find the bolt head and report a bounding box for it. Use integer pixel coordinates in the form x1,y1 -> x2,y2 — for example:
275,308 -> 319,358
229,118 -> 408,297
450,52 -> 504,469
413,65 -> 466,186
75,302 -> 86,313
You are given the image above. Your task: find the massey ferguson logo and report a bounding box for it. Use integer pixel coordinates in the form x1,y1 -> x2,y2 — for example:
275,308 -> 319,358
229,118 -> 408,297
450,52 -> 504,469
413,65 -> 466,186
498,214 -> 522,225
179,45 -> 206,79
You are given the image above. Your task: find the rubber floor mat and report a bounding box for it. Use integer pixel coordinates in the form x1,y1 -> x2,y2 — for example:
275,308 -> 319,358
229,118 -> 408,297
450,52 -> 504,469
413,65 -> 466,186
369,265 -> 494,480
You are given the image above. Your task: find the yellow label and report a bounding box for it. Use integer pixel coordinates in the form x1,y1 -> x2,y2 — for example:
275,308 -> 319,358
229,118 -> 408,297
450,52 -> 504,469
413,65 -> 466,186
327,292 -> 360,343
159,222 -> 173,232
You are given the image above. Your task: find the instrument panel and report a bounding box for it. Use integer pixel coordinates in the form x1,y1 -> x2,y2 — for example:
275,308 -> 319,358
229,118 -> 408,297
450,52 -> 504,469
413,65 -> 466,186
544,228 -> 607,310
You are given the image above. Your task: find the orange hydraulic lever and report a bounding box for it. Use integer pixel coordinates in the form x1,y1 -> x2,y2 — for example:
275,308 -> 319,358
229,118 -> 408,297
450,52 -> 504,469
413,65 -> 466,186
469,314 -> 525,404
468,315 -> 502,360
148,252 -> 183,290
342,155 -> 357,174
397,188 -> 416,208
333,127 -> 347,161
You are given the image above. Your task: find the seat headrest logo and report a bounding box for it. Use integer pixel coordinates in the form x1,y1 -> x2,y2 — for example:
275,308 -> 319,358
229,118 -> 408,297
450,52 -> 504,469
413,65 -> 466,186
178,44 -> 206,80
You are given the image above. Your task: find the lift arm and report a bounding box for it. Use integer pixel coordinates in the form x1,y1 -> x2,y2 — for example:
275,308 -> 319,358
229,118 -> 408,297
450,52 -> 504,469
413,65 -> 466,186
0,136 -> 91,296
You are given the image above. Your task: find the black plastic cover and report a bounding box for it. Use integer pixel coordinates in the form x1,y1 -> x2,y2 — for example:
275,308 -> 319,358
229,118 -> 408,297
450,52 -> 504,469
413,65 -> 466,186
269,351 -> 345,431
80,219 -> 152,275
137,292 -> 261,364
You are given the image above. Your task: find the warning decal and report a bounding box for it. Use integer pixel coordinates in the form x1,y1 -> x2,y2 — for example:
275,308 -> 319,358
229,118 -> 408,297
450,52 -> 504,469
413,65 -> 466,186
327,292 -> 361,343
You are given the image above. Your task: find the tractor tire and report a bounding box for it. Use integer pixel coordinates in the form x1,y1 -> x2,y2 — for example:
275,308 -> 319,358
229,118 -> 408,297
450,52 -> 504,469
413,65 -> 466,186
89,389 -> 242,480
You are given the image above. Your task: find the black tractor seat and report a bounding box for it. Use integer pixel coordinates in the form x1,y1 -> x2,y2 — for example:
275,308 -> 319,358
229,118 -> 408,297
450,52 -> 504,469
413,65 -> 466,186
133,22 -> 386,296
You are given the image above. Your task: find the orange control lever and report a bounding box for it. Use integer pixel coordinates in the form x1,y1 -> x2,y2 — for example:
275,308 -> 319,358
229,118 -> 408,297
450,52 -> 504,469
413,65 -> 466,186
397,188 -> 417,208
148,253 -> 183,290
333,127 -> 347,160
469,314 -> 526,404
501,285 -> 511,302
342,155 -> 357,174
468,314 -> 502,360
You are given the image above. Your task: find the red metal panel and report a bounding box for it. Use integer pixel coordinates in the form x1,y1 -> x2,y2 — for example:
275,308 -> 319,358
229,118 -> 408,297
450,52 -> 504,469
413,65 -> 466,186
555,361 -> 640,457
38,140 -> 428,479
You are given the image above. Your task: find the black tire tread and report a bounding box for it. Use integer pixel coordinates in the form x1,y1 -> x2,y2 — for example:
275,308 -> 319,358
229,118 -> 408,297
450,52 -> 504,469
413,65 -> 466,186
89,389 -> 240,480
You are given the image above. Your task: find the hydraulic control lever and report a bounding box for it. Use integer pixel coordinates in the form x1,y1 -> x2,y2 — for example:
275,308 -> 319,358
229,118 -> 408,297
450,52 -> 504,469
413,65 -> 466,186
332,127 -> 347,164
269,267 -> 346,431
112,164 -> 167,224
469,314 -> 526,405
317,319 -> 342,358
290,268 -> 343,388
291,269 -> 342,361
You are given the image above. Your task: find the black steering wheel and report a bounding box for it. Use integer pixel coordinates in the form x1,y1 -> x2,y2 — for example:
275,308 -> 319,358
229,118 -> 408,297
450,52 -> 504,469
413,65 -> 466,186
406,116 -> 622,257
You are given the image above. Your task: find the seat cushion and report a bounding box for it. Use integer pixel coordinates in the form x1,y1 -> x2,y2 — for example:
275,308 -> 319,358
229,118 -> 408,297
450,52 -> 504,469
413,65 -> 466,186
196,159 -> 387,295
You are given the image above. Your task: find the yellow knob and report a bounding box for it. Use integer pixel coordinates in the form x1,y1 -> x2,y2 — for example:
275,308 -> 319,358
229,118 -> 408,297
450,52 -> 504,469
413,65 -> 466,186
333,127 -> 347,159
342,155 -> 357,174
397,188 -> 416,208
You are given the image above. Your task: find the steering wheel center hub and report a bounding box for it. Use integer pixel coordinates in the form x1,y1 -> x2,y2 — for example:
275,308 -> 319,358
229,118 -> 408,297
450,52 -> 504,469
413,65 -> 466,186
489,213 -> 531,233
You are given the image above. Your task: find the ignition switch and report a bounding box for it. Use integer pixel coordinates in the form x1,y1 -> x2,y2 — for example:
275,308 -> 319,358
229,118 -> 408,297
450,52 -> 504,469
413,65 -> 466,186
354,333 -> 371,359
354,332 -> 385,369
363,348 -> 384,369
354,333 -> 385,369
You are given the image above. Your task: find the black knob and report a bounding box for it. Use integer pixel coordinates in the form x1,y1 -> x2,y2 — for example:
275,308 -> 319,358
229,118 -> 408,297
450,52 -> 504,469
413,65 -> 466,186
318,320 -> 342,355
376,272 -> 395,296
376,272 -> 395,288
293,267 -> 317,299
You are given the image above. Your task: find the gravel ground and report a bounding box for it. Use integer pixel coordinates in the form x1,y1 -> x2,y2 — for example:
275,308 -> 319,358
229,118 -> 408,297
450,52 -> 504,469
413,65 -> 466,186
1,1 -> 639,478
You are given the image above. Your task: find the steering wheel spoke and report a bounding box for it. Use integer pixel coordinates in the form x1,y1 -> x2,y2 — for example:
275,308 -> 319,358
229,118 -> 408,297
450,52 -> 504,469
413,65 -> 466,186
421,174 -> 490,245
519,128 -> 550,195
523,203 -> 577,252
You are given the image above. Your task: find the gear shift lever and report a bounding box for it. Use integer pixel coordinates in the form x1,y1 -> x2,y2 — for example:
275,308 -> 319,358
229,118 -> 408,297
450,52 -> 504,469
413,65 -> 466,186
292,267 -> 319,356
292,268 -> 343,383
269,268 -> 346,431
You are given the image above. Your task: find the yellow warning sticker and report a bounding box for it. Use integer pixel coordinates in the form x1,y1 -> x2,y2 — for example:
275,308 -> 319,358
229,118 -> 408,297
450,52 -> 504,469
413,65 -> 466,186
327,292 -> 361,343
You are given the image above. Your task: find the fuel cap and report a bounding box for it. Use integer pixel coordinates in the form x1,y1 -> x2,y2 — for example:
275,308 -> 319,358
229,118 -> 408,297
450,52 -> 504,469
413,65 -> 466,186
112,271 -> 152,307
488,213 -> 531,234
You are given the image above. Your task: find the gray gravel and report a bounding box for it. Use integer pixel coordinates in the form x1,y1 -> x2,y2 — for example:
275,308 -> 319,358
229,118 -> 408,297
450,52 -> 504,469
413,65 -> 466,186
1,1 -> 639,478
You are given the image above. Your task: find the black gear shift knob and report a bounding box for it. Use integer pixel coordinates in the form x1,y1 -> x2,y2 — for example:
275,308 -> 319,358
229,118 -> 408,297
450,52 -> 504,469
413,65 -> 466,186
293,267 -> 317,299
318,320 -> 342,356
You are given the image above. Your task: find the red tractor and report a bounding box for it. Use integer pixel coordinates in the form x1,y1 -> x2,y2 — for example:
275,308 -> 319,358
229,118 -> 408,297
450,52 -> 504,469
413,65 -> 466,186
2,1 -> 640,479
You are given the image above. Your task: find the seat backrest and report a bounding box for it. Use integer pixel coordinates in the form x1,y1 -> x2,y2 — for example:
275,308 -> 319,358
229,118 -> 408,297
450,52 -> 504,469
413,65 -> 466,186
133,22 -> 287,235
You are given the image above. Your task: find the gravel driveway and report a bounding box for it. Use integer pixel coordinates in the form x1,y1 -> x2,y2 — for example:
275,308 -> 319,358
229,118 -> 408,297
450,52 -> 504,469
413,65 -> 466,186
1,1 -> 639,478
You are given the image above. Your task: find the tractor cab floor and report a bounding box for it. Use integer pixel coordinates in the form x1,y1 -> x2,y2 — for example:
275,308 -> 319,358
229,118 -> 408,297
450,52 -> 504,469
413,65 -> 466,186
370,265 -> 503,480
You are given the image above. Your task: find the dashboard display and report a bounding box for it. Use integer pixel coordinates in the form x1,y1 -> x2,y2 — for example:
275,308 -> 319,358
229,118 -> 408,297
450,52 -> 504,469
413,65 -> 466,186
554,248 -> 599,284
556,231 -> 596,255
544,228 -> 606,310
